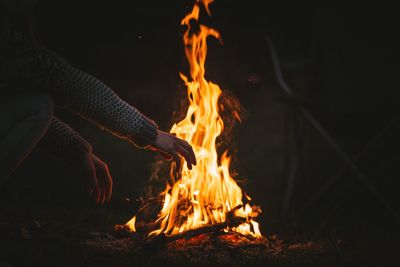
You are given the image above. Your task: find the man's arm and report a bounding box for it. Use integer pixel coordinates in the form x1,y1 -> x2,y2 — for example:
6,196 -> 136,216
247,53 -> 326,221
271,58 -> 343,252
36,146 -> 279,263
0,47 -> 196,168
52,61 -> 159,148
1,47 -> 158,147
48,60 -> 196,169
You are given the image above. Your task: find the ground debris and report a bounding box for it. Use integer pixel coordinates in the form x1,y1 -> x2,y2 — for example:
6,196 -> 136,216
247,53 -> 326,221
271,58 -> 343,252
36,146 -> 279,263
82,230 -> 332,267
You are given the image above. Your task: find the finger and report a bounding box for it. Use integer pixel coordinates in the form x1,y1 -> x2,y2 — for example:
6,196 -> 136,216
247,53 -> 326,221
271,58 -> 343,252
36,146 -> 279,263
93,174 -> 100,204
180,140 -> 197,166
106,167 -> 114,201
98,167 -> 107,206
90,153 -> 113,205
96,179 -> 102,205
93,166 -> 101,204
85,168 -> 95,196
102,164 -> 113,202
85,158 -> 99,203
176,145 -> 193,170
172,152 -> 181,173
189,146 -> 196,166
179,149 -> 192,169
98,176 -> 106,206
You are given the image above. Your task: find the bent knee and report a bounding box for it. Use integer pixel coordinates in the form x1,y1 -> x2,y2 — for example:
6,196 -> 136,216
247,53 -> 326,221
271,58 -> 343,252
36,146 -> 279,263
0,93 -> 54,127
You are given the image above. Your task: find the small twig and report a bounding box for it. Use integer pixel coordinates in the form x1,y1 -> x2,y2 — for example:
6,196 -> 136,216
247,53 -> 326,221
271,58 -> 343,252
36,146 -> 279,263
164,216 -> 247,243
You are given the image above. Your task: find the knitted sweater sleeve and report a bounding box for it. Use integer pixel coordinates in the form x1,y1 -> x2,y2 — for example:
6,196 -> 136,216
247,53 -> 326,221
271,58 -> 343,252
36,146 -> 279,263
40,116 -> 93,160
1,48 -> 158,148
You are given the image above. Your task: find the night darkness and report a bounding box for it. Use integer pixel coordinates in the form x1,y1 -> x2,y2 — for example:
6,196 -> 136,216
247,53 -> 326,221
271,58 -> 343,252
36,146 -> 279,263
1,0 -> 400,266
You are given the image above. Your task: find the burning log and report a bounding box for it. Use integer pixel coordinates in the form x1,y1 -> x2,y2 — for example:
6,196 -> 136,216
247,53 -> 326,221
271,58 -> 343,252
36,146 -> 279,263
145,205 -> 250,244
116,204 -> 255,241
163,217 -> 246,243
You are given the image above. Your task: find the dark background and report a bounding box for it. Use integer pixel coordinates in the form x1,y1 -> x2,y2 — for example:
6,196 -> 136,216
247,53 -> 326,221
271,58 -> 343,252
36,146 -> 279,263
1,0 -> 400,266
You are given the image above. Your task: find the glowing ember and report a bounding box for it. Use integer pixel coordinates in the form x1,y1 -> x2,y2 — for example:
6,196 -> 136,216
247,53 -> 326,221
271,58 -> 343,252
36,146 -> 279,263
127,0 -> 262,238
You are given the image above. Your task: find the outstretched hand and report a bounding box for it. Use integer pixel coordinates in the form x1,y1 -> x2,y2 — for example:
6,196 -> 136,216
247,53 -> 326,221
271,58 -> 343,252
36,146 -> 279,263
149,130 -> 197,171
79,152 -> 113,205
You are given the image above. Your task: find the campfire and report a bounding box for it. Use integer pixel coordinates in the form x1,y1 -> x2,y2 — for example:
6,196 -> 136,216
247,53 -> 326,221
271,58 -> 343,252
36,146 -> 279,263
125,0 -> 262,240
83,2 -> 332,266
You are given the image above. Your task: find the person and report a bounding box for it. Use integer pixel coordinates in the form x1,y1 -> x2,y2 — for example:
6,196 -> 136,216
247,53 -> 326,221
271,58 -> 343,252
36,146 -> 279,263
0,0 -> 196,204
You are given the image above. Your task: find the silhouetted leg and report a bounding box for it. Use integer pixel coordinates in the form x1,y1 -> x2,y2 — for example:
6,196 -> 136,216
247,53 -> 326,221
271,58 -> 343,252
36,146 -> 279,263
0,93 -> 53,185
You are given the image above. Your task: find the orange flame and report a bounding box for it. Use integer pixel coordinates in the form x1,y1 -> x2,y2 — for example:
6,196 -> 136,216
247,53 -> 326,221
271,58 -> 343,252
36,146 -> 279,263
127,0 -> 261,238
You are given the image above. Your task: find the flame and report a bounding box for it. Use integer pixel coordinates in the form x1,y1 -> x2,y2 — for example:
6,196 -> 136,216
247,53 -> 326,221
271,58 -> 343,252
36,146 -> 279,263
126,215 -> 137,232
126,0 -> 261,238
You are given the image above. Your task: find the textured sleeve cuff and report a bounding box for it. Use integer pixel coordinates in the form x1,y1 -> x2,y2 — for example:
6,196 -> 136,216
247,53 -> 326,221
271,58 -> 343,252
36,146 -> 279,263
132,115 -> 158,148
